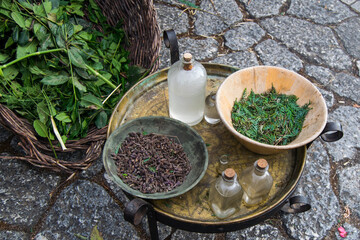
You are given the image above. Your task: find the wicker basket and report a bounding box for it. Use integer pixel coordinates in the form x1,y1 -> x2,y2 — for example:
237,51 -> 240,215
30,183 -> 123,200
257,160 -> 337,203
0,0 -> 161,174
95,0 -> 161,72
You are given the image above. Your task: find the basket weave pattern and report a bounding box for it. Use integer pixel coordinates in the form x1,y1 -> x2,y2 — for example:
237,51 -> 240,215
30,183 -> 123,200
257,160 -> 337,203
0,0 -> 161,173
95,0 -> 161,72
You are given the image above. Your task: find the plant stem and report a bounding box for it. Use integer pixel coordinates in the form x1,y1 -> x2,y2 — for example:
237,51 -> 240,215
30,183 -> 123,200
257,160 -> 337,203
102,83 -> 122,104
85,64 -> 117,89
51,116 -> 67,150
0,48 -> 65,75
66,47 -> 78,102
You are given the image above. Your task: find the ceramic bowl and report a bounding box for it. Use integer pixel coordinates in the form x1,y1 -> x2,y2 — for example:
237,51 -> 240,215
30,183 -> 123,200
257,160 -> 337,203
103,116 -> 208,199
216,66 -> 327,155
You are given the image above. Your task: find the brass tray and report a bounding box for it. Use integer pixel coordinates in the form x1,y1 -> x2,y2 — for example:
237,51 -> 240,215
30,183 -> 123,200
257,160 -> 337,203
108,63 -> 306,232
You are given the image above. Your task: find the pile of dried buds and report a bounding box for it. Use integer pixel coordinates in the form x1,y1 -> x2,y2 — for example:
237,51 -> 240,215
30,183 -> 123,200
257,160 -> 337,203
112,132 -> 191,194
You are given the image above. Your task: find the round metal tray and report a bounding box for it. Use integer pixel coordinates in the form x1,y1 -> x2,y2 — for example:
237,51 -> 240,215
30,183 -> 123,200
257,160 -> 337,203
107,63 -> 306,232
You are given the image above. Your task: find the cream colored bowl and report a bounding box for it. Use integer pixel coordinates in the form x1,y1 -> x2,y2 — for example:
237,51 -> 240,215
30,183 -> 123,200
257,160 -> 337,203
216,66 -> 327,155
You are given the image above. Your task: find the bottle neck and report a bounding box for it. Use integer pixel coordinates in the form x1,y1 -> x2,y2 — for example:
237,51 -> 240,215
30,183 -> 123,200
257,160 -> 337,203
222,171 -> 237,183
181,56 -> 193,71
253,160 -> 268,176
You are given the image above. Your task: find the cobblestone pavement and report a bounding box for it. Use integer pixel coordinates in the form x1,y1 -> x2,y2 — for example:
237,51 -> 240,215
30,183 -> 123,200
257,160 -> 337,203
1,0 -> 360,239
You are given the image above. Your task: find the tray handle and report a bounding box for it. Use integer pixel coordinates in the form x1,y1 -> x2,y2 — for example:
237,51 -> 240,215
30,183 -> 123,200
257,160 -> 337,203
124,198 -> 159,240
163,29 -> 179,65
307,122 -> 343,148
319,122 -> 343,142
281,195 -> 311,214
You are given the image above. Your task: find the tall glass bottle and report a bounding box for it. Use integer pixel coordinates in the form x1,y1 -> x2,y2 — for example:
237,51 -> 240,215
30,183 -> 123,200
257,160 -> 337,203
239,158 -> 273,206
167,52 -> 207,126
209,168 -> 243,219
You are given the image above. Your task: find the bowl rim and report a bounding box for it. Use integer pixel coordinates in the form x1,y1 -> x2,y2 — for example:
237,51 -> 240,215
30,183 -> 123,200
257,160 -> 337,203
216,65 -> 328,150
103,116 -> 209,199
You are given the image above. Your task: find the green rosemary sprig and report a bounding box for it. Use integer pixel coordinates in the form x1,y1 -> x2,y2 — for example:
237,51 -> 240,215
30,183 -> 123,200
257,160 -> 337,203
231,86 -> 311,146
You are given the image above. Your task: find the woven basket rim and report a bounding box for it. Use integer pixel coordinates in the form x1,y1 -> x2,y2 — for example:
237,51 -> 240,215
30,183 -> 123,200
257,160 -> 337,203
0,104 -> 107,173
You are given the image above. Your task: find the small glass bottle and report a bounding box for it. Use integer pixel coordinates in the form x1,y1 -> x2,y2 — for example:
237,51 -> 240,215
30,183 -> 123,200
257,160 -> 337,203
216,154 -> 229,175
204,92 -> 220,124
167,52 -> 207,126
239,158 -> 273,207
209,168 -> 243,219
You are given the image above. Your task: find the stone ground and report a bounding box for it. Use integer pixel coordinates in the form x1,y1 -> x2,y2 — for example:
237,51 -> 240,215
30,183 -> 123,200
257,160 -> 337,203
1,0 -> 360,239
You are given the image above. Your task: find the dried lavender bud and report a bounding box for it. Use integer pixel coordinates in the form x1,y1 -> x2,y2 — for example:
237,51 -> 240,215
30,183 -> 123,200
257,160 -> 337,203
112,132 -> 191,194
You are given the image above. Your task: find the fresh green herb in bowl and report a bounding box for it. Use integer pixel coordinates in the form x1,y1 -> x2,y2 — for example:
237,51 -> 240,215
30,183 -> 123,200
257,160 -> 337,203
231,86 -> 311,146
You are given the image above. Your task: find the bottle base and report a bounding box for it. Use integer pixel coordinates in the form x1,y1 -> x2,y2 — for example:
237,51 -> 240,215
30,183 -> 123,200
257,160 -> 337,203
169,114 -> 203,126
204,115 -> 220,125
242,192 -> 265,206
211,203 -> 236,219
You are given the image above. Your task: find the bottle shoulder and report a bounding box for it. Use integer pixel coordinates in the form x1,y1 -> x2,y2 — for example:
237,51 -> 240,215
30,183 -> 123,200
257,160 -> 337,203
240,169 -> 273,184
168,61 -> 207,79
214,178 -> 242,196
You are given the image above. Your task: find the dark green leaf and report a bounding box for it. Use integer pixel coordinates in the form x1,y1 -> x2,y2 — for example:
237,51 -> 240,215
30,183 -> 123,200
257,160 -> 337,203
33,120 -> 49,138
37,101 -> 49,123
18,30 -> 30,46
73,24 -> 83,34
41,75 -> 69,85
11,12 -> 26,29
0,53 -> 10,63
16,40 -> 38,58
63,23 -> 74,40
48,22 -> 59,36
33,4 -> 46,17
111,58 -> 121,72
5,37 -> 14,49
3,66 -> 19,80
55,32 -> 66,48
39,35 -> 54,50
12,26 -> 19,42
56,112 -> 72,123
34,24 -> 48,42
80,94 -> 103,109
68,47 -> 86,68
76,31 -> 92,41
67,3 -> 84,17
17,0 -> 33,10
29,66 -> 46,75
75,68 -> 92,80
0,0 -> 14,17
49,0 -> 60,9
71,76 -> 87,92
24,18 -> 32,29
95,111 -> 107,128
92,61 -> 103,70
43,1 -> 52,15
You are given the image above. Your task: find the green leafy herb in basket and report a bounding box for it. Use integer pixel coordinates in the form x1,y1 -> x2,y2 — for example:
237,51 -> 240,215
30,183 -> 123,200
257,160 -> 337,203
231,86 -> 311,146
0,0 -> 146,151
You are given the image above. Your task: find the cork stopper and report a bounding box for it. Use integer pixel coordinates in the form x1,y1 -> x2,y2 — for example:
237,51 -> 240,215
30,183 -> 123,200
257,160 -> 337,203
183,53 -> 193,71
224,168 -> 236,180
183,53 -> 192,62
257,158 -> 268,169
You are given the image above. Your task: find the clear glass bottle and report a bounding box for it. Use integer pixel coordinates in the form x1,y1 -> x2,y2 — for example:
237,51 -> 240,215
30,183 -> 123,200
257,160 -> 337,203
204,92 -> 220,124
209,168 -> 243,219
239,158 -> 273,207
216,154 -> 229,175
167,52 -> 207,126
